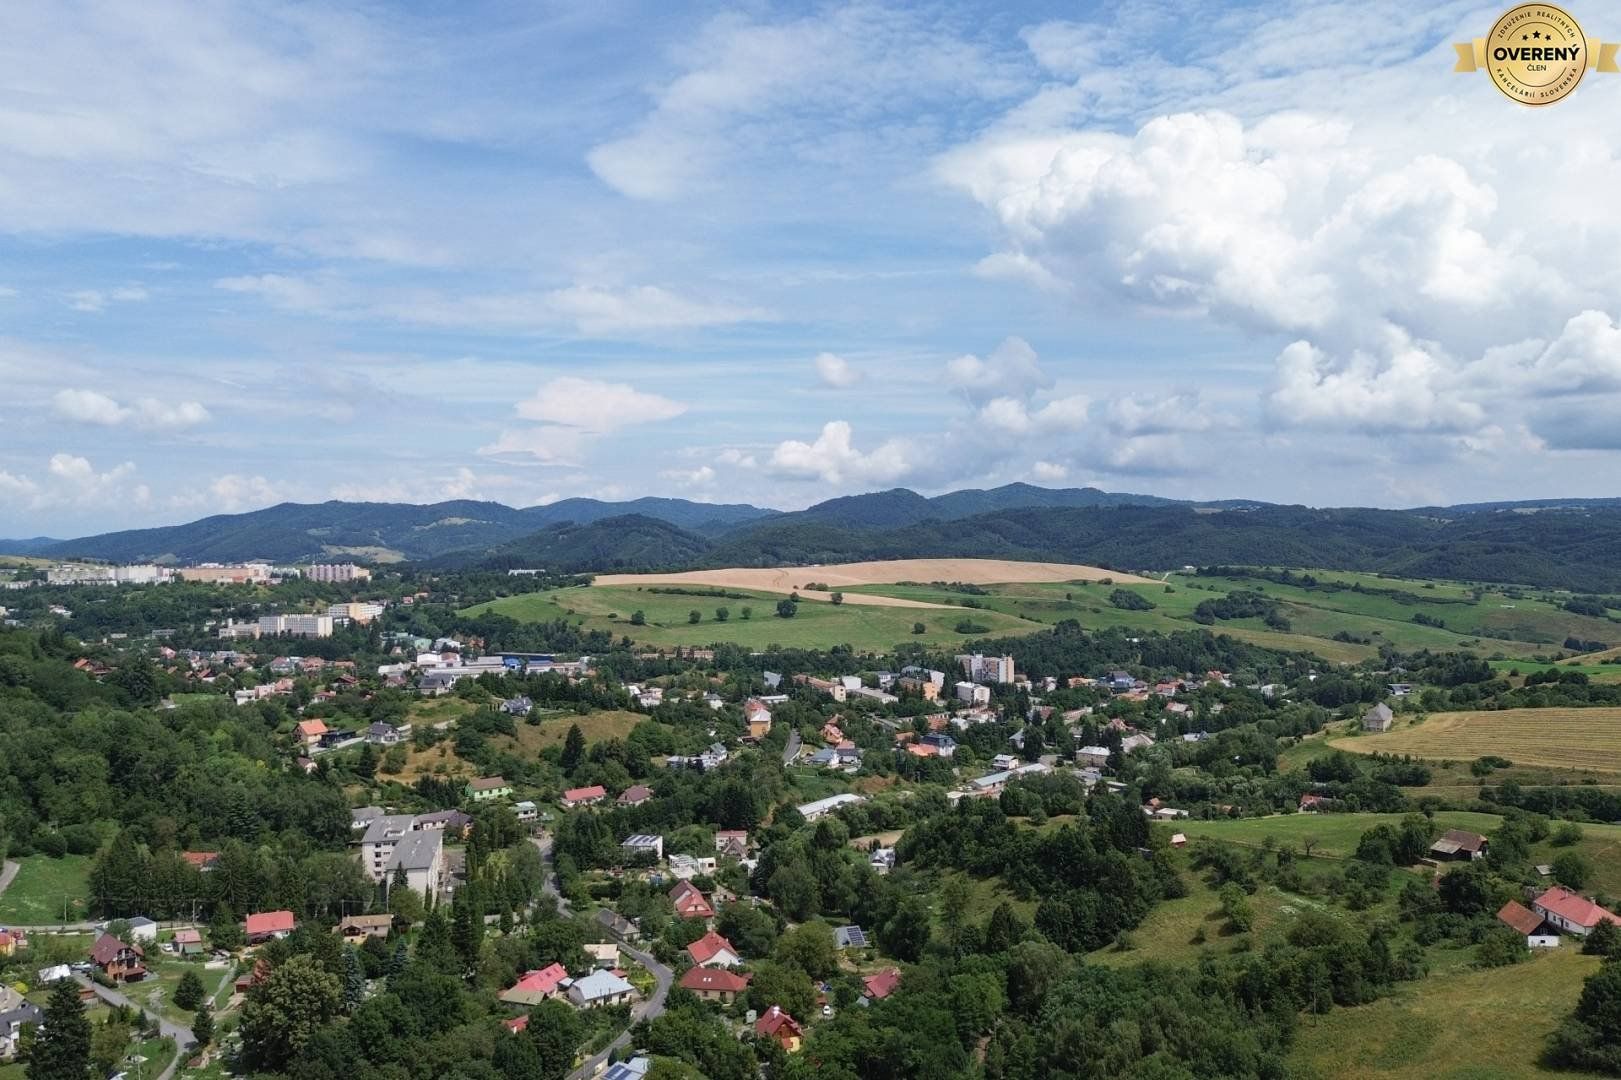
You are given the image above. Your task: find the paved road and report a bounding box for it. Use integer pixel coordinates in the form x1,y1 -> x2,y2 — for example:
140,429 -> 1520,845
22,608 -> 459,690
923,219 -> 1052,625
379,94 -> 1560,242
530,836 -> 673,1080
565,935 -> 672,1080
782,730 -> 802,765
76,974 -> 194,1080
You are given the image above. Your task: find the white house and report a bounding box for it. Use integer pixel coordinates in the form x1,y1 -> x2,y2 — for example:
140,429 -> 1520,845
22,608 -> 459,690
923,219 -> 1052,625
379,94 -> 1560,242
566,969 -> 636,1009
796,793 -> 866,821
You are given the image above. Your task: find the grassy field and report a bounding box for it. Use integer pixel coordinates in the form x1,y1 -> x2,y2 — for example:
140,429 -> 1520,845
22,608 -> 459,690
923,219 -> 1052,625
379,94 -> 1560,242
1332,708 -> 1621,775
1174,812 -> 1507,858
394,708 -> 643,783
0,853 -> 93,924
1287,946 -> 1608,1080
1488,659 -> 1621,684
464,583 -> 1044,652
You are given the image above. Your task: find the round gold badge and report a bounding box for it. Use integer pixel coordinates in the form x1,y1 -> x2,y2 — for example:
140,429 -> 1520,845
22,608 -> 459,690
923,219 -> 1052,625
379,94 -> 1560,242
1487,4 -> 1589,105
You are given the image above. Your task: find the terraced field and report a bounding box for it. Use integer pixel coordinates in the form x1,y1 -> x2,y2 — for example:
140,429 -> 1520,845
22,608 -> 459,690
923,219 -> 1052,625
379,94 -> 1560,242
1332,708 -> 1621,775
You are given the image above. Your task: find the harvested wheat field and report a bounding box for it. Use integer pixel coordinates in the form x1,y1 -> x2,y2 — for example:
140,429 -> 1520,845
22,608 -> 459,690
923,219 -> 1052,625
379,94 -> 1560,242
1332,707 -> 1621,775
594,559 -> 1154,608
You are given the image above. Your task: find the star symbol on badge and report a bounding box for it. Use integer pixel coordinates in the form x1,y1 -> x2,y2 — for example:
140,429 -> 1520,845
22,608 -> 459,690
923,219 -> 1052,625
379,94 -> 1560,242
1533,30 -> 1542,39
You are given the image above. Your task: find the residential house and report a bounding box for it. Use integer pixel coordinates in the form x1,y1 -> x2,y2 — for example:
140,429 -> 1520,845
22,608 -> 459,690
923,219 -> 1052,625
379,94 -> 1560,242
0,988 -> 44,1061
567,969 -> 636,1009
869,847 -> 897,874
618,784 -> 654,807
181,850 -> 221,871
499,696 -> 533,717
89,933 -> 146,982
125,917 -> 159,943
583,942 -> 619,968
170,928 -> 204,956
955,681 -> 991,706
514,800 -> 539,824
832,925 -> 869,950
0,930 -> 25,957
561,784 -> 607,809
1075,745 -> 1110,769
862,968 -> 901,1001
1120,733 -> 1155,754
620,834 -> 665,862
500,963 -> 570,1007
745,699 -> 773,740
1362,702 -> 1395,733
920,733 -> 957,757
680,966 -> 750,1003
366,721 -> 406,745
413,809 -> 472,836
466,776 -> 512,802
295,719 -> 328,748
670,880 -> 715,920
244,910 -> 297,943
1532,887 -> 1621,936
714,830 -> 749,858
795,793 -> 865,821
337,915 -> 392,945
1497,901 -> 1561,948
1429,829 -> 1489,861
686,930 -> 742,969
1298,793 -> 1331,813
595,909 -> 639,941
603,1057 -> 652,1080
756,1006 -> 804,1052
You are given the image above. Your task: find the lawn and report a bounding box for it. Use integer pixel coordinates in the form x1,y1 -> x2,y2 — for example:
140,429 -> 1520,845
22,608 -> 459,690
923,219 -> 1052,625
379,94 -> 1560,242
1174,812 -> 1506,858
465,584 -> 1043,652
499,710 -> 643,753
1286,945 -> 1608,1080
0,853 -> 93,924
1332,708 -> 1621,775
1488,659 -> 1621,684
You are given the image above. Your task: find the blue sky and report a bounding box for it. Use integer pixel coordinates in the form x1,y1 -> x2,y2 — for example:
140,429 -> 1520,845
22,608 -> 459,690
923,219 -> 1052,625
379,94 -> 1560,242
6,0 -> 1621,536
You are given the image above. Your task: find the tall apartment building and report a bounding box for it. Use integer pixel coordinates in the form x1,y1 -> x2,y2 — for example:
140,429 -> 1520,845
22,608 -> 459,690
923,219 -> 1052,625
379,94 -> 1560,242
327,602 -> 385,624
957,653 -> 1015,685
359,814 -> 445,898
176,564 -> 271,584
307,563 -> 371,583
258,614 -> 335,638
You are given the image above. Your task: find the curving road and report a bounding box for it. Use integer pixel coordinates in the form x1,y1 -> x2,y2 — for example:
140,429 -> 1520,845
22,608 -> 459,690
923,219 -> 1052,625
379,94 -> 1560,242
76,974 -> 194,1080
532,837 -> 673,1080
782,730 -> 802,766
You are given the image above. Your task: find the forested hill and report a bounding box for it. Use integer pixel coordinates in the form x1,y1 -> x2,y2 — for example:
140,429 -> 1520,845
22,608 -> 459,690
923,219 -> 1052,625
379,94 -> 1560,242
484,503 -> 1621,592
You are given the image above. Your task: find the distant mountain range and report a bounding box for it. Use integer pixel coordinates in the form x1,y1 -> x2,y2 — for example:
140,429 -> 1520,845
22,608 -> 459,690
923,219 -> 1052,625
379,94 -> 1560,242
11,485 -> 1621,591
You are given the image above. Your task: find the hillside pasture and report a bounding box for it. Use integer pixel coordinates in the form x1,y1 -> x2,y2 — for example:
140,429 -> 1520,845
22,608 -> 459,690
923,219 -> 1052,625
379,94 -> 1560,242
1175,812 -> 1506,858
594,557 -> 1159,592
1286,946 -> 1607,1080
1331,708 -> 1621,776
465,583 -> 1044,652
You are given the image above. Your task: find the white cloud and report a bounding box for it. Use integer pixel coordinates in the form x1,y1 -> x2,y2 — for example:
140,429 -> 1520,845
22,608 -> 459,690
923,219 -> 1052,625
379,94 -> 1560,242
478,426 -> 590,466
514,377 -> 686,432
767,420 -> 913,485
204,474 -> 282,512
660,465 -> 716,487
1268,335 -> 1485,433
52,388 -> 211,429
65,285 -> 149,312
0,453 -> 147,510
717,448 -> 758,469
946,336 -> 1052,403
216,274 -> 765,337
586,4 -> 1020,199
976,393 -> 1089,435
1030,460 -> 1067,482
813,352 -> 860,388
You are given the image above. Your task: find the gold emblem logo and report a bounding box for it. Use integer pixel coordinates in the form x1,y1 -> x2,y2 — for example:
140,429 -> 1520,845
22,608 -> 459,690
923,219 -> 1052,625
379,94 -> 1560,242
1454,4 -> 1619,105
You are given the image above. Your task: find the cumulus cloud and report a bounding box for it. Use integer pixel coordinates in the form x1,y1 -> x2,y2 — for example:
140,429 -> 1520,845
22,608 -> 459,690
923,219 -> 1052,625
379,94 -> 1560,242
483,377 -> 687,465
1268,335 -> 1485,433
52,388 -> 211,429
767,420 -> 913,485
946,336 -> 1052,404
1030,460 -> 1067,481
976,393 -> 1089,436
0,453 -> 146,510
660,465 -> 716,487
813,352 -> 860,388
514,377 -> 686,432
65,286 -> 149,312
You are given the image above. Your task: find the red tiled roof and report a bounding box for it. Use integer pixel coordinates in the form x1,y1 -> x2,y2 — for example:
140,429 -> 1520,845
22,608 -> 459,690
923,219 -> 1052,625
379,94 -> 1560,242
679,966 -> 750,993
244,910 -> 296,936
686,930 -> 737,966
181,851 -> 219,869
563,784 -> 606,802
295,719 -> 327,736
1497,901 -> 1544,936
756,1006 -> 802,1038
863,968 -> 901,999
504,1015 -> 528,1033
1535,886 -> 1621,929
670,881 -> 715,920
507,963 -> 568,996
